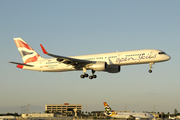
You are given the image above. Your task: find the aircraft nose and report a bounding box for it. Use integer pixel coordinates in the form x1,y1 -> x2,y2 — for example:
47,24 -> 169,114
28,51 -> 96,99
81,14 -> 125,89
163,54 -> 171,61
166,55 -> 171,60
149,114 -> 154,118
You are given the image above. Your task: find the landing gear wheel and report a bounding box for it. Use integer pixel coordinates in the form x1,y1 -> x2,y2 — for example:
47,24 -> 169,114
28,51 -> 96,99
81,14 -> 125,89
89,76 -> 93,79
93,75 -> 97,78
80,75 -> 85,78
84,74 -> 88,77
149,70 -> 152,73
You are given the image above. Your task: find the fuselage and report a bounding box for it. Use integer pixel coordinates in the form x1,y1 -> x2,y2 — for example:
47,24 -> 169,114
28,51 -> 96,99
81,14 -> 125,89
105,112 -> 154,119
22,49 -> 170,72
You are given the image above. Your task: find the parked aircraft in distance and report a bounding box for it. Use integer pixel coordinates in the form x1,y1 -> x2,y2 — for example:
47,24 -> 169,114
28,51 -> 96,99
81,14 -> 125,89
169,116 -> 176,120
8,37 -> 170,79
0,116 -> 16,119
103,102 -> 154,120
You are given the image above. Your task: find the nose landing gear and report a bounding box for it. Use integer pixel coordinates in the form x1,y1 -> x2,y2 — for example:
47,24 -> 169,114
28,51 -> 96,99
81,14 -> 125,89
148,62 -> 154,73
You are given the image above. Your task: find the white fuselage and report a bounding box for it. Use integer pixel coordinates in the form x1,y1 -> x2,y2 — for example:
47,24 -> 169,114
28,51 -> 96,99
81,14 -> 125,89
105,112 -> 154,119
22,49 -> 170,72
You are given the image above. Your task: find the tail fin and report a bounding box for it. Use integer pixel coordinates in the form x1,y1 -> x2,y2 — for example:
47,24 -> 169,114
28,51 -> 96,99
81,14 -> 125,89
14,37 -> 43,63
103,102 -> 117,116
103,102 -> 113,113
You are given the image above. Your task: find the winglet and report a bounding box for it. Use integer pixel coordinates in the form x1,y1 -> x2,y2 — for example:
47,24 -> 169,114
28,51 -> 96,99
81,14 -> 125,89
40,44 -> 48,54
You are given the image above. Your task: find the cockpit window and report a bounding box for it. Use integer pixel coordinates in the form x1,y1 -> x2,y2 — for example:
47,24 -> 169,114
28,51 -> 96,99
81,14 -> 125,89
158,52 -> 166,54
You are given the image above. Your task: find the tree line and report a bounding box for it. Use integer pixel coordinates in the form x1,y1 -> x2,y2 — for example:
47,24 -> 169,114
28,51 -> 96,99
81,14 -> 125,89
0,113 -> 20,116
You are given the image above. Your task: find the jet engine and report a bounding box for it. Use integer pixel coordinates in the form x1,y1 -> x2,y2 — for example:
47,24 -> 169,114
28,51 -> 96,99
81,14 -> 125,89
106,65 -> 121,73
88,62 -> 107,71
135,117 -> 141,120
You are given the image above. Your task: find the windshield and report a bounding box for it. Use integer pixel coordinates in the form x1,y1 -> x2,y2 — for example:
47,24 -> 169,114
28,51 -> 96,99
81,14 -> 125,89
158,51 -> 166,55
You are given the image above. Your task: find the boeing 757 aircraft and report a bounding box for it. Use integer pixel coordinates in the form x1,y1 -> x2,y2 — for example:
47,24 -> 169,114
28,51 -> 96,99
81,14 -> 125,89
103,102 -> 154,120
8,37 -> 170,79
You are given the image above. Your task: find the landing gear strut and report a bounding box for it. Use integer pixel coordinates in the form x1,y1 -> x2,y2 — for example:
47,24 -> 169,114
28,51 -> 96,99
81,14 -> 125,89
80,67 -> 89,78
148,62 -> 154,73
89,70 -> 97,79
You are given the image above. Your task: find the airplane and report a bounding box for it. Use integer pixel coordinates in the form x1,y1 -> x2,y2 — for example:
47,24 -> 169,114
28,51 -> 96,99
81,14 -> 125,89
103,102 -> 154,120
169,115 -> 176,120
0,116 -> 16,119
8,37 -> 171,79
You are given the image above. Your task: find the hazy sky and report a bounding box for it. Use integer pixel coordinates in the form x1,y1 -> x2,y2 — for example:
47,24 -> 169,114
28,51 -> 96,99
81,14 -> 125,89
0,0 -> 180,114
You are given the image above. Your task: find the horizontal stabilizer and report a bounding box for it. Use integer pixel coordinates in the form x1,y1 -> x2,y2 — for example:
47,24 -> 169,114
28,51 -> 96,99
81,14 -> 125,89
7,61 -> 34,67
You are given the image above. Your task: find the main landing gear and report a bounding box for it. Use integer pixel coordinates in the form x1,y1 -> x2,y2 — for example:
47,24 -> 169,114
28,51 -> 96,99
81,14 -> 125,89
80,68 -> 97,79
81,74 -> 97,79
89,70 -> 97,79
148,62 -> 154,73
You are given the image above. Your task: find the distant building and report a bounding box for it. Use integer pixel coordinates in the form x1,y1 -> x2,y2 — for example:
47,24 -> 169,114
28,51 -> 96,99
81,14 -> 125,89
45,103 -> 82,115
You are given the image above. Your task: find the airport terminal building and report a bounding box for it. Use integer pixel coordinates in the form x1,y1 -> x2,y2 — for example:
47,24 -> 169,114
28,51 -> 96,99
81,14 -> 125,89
45,103 -> 82,114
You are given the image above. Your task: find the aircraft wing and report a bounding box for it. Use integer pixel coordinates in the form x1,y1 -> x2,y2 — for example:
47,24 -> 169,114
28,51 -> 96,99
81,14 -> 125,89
40,44 -> 93,69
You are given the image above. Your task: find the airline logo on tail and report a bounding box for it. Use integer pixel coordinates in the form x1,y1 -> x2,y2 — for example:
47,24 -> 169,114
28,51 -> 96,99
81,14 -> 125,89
14,38 -> 42,63
103,102 -> 117,116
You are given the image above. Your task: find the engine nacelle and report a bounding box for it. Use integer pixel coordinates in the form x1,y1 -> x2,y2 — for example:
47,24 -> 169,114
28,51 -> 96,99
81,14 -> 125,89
106,65 -> 121,73
88,62 -> 107,71
135,117 -> 141,120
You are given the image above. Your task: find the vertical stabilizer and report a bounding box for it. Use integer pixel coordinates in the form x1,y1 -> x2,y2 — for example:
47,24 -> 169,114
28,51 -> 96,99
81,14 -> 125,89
14,37 -> 43,63
103,102 -> 113,112
103,102 -> 117,116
